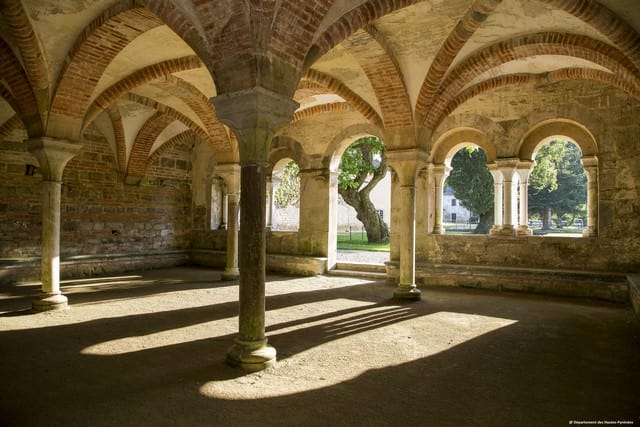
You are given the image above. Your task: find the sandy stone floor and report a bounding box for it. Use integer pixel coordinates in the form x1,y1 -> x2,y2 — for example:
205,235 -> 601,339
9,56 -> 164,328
1,266 -> 639,426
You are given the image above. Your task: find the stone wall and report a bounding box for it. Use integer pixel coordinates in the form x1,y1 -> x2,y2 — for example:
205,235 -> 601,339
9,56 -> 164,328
0,132 -> 193,260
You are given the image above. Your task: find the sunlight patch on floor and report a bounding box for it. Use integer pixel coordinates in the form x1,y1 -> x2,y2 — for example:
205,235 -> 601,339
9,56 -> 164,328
199,311 -> 517,400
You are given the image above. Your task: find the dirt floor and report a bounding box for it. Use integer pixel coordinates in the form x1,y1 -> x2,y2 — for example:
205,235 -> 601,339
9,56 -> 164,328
1,266 -> 639,426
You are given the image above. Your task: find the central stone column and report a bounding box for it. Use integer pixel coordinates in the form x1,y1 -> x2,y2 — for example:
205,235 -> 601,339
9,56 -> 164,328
26,137 -> 82,311
217,164 -> 241,280
213,87 -> 298,371
496,159 -> 518,236
489,164 -> 503,235
387,149 -> 426,301
516,162 -> 534,236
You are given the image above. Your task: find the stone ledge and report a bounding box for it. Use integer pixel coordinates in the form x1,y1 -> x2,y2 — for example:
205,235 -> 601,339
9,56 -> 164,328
386,262 -> 629,303
0,251 -> 189,285
189,249 -> 327,276
628,275 -> 640,319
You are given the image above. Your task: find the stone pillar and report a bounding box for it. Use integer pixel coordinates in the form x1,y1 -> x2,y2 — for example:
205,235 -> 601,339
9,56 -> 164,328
496,159 -> 518,236
266,175 -> 273,230
489,165 -> 503,234
415,167 -> 429,255
219,187 -> 228,230
387,149 -> 426,301
213,87 -> 298,371
298,167 -> 337,270
217,164 -> 241,280
389,170 -> 400,263
516,162 -> 534,236
26,137 -> 81,311
581,156 -> 598,237
431,164 -> 450,235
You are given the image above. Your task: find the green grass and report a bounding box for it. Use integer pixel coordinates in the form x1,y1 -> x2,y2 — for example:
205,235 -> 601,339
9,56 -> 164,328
337,232 -> 390,251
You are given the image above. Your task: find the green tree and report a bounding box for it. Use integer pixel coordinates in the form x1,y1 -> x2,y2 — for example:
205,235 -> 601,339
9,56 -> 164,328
338,136 -> 390,243
273,161 -> 299,208
445,147 -> 494,234
528,140 -> 586,229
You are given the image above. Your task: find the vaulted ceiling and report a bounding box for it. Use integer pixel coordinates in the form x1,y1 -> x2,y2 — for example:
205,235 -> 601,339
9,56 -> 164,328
1,0 -> 638,176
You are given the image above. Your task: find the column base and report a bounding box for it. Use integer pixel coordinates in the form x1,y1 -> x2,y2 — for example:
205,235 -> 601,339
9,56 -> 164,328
489,225 -> 503,235
393,285 -> 421,301
32,292 -> 68,312
221,268 -> 240,281
432,226 -> 444,235
226,339 -> 276,372
517,226 -> 532,236
582,227 -> 597,237
495,225 -> 517,236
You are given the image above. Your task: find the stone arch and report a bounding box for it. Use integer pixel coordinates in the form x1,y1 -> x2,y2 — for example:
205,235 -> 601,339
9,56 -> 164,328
430,123 -> 499,165
325,123 -> 384,172
518,120 -> 598,161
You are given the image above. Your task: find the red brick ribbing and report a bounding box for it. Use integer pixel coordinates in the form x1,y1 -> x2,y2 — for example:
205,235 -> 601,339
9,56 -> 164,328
0,115 -> 23,139
302,69 -> 383,127
147,130 -> 196,166
126,112 -> 175,178
415,0 -> 502,121
424,32 -> 640,129
292,102 -> 353,122
342,26 -> 412,128
51,7 -> 163,121
107,106 -> 127,173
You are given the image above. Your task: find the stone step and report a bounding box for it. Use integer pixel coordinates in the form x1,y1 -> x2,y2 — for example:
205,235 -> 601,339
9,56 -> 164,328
327,268 -> 387,281
334,261 -> 386,273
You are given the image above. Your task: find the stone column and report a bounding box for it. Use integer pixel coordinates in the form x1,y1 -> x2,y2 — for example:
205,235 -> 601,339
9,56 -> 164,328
217,164 -> 241,280
213,87 -> 298,371
431,164 -> 450,235
415,167 -> 429,255
298,167 -> 337,270
516,162 -> 534,236
489,164 -> 503,234
266,175 -> 273,230
581,156 -> 598,237
387,149 -> 426,301
496,159 -> 518,236
26,137 -> 81,311
219,187 -> 228,230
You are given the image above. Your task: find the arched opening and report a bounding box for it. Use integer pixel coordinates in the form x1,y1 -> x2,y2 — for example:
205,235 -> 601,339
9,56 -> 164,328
528,138 -> 587,237
330,135 -> 390,263
443,145 -> 494,234
269,158 -> 300,232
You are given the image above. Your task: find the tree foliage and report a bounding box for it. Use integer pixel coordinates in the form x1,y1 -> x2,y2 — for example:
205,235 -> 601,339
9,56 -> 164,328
445,147 -> 494,234
273,161 -> 299,208
338,136 -> 390,243
528,140 -> 586,228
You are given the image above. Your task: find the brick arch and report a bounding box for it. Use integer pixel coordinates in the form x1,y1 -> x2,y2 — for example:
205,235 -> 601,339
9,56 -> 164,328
0,38 -> 42,137
126,112 -> 176,181
143,0 -> 212,65
1,1 -> 49,93
269,0 -> 333,66
342,25 -> 412,128
0,114 -> 23,140
292,102 -> 354,123
301,69 -> 383,127
539,0 -> 640,72
437,69 -> 640,129
106,105 -> 126,173
423,32 -> 640,129
325,123 -> 385,172
415,0 -> 502,124
268,136 -> 304,173
84,56 -> 203,126
305,0 -> 421,69
430,127 -> 498,165
152,75 -> 231,152
518,119 -> 598,161
49,5 -> 164,139
147,129 -> 196,166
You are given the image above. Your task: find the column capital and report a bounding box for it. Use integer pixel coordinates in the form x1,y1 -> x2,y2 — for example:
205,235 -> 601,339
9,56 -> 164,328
212,87 -> 299,164
216,163 -> 241,193
386,148 -> 428,185
26,137 -> 82,181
